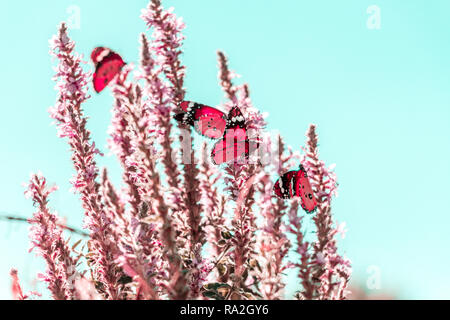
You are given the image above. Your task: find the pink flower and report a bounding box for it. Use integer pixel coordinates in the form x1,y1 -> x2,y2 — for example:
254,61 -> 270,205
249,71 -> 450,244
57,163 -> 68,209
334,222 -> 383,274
21,1 -> 351,301
336,222 -> 348,239
10,269 -> 25,300
26,174 -> 80,300
49,23 -> 123,300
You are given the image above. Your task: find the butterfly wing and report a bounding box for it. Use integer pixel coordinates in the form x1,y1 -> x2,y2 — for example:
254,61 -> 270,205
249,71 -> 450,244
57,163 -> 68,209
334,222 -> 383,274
211,106 -> 255,165
91,47 -> 108,64
273,170 -> 297,199
174,112 -> 195,126
175,101 -> 227,139
226,106 -> 246,130
193,106 -> 227,139
179,101 -> 196,112
211,130 -> 247,165
211,138 -> 227,165
293,165 -> 318,213
91,47 -> 125,93
175,101 -> 197,126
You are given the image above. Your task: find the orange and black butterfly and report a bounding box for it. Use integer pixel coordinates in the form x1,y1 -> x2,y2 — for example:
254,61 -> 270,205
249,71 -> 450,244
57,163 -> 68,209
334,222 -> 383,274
273,165 -> 318,213
91,47 -> 125,93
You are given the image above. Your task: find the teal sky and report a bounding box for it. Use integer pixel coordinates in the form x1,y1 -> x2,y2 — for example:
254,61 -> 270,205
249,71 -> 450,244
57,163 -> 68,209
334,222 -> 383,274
0,0 -> 449,299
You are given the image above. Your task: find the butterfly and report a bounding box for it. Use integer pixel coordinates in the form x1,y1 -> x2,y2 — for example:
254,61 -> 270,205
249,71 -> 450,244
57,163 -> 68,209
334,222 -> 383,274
273,165 -> 318,213
91,47 -> 126,93
211,106 -> 259,165
174,101 -> 227,139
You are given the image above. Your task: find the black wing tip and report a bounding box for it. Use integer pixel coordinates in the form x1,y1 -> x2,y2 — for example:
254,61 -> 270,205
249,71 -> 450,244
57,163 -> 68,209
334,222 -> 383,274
173,112 -> 184,121
174,112 -> 195,126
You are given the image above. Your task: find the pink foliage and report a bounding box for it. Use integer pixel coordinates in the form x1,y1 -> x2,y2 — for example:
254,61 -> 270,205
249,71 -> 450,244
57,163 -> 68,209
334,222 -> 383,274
17,0 -> 351,300
26,174 -> 79,300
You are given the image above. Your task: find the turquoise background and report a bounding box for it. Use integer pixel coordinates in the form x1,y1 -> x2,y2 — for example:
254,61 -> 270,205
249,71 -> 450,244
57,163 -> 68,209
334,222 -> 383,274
0,0 -> 449,299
